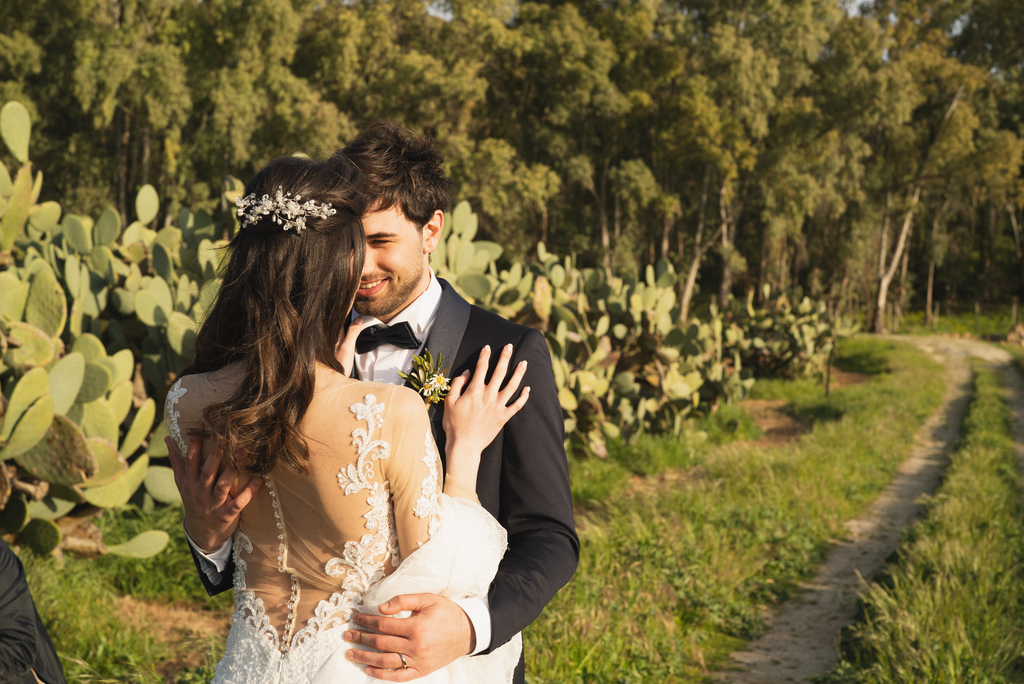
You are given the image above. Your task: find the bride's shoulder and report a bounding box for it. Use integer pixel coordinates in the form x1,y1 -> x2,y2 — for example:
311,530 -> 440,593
342,382 -> 427,421
166,362 -> 244,411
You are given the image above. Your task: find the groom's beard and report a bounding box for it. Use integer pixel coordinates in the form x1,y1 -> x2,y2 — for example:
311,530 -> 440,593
354,264 -> 424,320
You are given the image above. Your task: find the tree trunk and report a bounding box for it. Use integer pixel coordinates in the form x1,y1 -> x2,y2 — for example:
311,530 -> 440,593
117,107 -> 131,227
926,259 -> 935,325
598,158 -> 610,267
1008,202 -> 1023,296
719,182 -> 733,305
613,194 -> 621,244
874,186 -> 921,332
877,191 -> 891,280
661,211 -> 673,262
926,210 -> 941,325
679,166 -> 714,323
895,227 -> 912,322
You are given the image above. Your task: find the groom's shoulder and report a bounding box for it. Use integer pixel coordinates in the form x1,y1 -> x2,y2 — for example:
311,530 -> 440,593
466,304 -> 543,347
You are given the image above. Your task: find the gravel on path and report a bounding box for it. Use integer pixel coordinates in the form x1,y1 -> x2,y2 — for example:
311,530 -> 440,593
713,336 -> 1015,684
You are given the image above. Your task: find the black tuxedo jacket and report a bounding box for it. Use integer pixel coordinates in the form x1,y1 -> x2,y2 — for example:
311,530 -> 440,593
188,280 -> 580,682
0,540 -> 67,684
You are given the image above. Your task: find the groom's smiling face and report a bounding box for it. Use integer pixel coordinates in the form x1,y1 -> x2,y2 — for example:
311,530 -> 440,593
355,205 -> 443,323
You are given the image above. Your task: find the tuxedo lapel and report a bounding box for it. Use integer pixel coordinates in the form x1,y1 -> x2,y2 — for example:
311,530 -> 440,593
421,279 -> 472,421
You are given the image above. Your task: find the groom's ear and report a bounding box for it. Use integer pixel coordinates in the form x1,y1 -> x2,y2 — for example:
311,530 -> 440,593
422,209 -> 444,256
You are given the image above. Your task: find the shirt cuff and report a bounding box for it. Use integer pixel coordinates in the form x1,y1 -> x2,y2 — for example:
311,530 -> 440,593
184,522 -> 232,576
451,597 -> 491,655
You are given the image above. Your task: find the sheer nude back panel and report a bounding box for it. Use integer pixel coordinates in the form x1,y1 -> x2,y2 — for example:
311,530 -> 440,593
166,365 -> 442,651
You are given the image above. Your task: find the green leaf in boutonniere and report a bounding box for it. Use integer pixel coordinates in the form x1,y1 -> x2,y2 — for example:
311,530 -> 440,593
398,349 -> 452,405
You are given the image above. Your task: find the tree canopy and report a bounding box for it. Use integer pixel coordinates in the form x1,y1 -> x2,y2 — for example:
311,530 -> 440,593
3,0 -> 1022,328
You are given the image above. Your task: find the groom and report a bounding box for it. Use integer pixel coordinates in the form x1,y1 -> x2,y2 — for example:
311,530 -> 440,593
176,120 -> 579,682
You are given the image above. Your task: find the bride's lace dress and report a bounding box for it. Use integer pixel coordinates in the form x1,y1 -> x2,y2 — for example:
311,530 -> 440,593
166,368 -> 521,683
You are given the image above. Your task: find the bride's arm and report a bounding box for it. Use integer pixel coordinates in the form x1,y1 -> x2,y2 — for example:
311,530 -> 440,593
442,344 -> 529,499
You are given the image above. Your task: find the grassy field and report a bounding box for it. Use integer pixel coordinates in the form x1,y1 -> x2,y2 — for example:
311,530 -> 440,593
822,362 -> 1024,683
17,506 -> 229,683
899,309 -> 1017,337
14,337 -> 945,683
525,338 -> 945,683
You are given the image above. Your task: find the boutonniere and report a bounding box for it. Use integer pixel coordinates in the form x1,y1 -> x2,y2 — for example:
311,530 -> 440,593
398,349 -> 452,404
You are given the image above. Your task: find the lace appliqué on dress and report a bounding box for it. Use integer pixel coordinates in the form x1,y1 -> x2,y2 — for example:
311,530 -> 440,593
412,429 -> 443,543
328,394 -> 399,593
165,378 -> 188,456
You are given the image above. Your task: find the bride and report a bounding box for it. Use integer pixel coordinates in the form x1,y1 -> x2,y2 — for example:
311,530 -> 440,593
164,154 -> 524,683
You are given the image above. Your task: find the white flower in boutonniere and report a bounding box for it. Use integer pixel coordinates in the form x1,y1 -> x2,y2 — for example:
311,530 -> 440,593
398,349 -> 452,405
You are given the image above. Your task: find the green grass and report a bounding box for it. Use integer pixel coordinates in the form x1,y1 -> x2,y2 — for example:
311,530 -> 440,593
17,338 -> 947,684
569,403 -> 761,504
17,505 -> 228,683
821,362 -> 1024,683
899,309 -> 1016,337
525,338 -> 946,683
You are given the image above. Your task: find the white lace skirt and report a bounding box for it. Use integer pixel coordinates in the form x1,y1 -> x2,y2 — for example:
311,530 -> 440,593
213,495 -> 522,683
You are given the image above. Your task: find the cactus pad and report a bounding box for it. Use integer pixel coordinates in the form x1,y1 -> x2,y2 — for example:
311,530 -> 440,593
4,321 -> 54,370
28,201 -> 61,233
26,496 -> 76,521
458,274 -> 491,300
0,272 -> 29,320
48,353 -> 85,417
111,287 -> 135,315
106,530 -> 169,559
82,398 -> 118,444
135,184 -> 159,224
135,277 -> 173,327
62,214 -> 93,254
71,332 -> 106,362
22,518 -> 62,554
2,494 -> 28,533
76,362 -> 111,404
2,366 -> 49,441
106,349 -> 133,383
83,453 -> 147,508
152,243 -> 173,282
144,465 -> 181,505
0,101 -> 30,163
25,264 -> 67,337
47,483 -> 86,504
107,380 -> 133,425
166,312 -> 196,357
145,420 -> 169,457
14,411 -> 96,487
94,207 -> 121,245
83,437 -> 127,487
120,398 -> 155,458
2,395 -> 54,460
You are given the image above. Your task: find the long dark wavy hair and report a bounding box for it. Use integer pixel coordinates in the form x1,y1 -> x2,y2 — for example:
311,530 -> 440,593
183,155 -> 365,475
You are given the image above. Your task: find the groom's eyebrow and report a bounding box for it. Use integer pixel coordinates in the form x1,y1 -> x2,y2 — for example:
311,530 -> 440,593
365,231 -> 399,240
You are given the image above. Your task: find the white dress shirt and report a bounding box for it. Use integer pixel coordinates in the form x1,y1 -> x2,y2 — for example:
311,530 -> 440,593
187,271 -> 492,653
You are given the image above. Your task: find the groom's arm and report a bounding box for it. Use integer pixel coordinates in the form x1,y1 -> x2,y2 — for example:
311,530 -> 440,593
483,327 -> 580,652
167,434 -> 262,596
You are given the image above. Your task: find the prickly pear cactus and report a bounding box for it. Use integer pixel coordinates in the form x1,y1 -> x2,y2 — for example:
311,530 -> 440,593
0,99 -> 235,559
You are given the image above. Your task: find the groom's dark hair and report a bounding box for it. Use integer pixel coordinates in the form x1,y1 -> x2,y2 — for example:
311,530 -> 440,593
334,120 -> 452,227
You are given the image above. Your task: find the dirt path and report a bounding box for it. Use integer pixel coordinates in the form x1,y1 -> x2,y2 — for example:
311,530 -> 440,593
714,336 -> 1020,684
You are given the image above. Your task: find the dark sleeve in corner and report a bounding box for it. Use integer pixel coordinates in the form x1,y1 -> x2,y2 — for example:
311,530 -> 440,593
0,542 -> 36,684
188,542 -> 235,597
0,541 -> 67,684
483,327 -> 580,653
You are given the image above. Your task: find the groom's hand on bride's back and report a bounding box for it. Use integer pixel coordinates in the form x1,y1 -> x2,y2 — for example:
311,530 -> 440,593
166,430 -> 263,553
345,593 -> 474,680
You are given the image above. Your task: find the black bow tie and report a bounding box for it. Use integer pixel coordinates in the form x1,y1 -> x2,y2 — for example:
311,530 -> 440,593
355,321 -> 423,354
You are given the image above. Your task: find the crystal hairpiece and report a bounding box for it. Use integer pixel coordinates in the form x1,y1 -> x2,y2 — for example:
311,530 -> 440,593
235,186 -> 336,234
